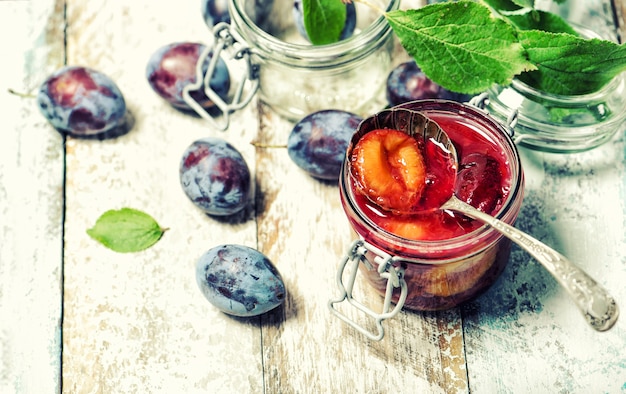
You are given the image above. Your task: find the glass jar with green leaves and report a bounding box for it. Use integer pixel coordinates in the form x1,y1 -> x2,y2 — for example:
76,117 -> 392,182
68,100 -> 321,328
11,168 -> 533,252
229,0 -> 400,121
303,0 -> 626,152
480,0 -> 626,152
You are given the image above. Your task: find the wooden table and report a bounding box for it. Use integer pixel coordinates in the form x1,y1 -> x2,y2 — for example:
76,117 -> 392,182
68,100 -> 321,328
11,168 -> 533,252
1,0 -> 625,392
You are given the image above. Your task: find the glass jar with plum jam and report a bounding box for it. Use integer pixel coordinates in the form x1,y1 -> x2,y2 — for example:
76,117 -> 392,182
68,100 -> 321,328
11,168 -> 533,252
330,100 -> 525,340
224,0 -> 399,121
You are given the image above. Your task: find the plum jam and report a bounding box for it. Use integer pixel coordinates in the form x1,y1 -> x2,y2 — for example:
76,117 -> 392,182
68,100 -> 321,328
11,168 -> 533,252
349,112 -> 512,242
337,100 -> 524,312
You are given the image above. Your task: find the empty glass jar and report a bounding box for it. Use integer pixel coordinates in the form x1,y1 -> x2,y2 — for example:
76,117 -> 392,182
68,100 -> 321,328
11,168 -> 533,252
483,6 -> 626,153
227,0 -> 400,120
484,67 -> 626,153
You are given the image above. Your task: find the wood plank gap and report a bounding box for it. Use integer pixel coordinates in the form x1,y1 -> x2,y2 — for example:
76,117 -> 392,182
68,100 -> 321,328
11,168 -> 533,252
59,3 -> 68,393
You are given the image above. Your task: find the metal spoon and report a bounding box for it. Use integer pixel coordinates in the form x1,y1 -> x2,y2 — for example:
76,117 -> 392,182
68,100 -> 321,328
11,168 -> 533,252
360,107 -> 619,332
441,196 -> 619,331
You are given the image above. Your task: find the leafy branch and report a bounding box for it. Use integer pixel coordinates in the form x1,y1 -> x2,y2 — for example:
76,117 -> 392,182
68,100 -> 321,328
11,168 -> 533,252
304,0 -> 626,95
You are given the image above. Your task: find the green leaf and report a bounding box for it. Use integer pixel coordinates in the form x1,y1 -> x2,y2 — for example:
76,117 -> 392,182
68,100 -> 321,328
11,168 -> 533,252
510,0 -> 534,8
303,0 -> 347,45
385,1 -> 535,94
517,30 -> 626,95
87,208 -> 166,253
505,9 -> 579,35
482,0 -> 524,12
483,0 -> 537,11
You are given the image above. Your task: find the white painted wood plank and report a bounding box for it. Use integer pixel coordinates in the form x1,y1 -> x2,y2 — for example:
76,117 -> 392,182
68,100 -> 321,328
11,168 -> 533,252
0,1 -> 65,393
463,1 -> 626,391
250,0 -> 467,390
254,105 -> 468,393
617,0 -> 626,41
463,134 -> 626,393
61,1 -> 263,392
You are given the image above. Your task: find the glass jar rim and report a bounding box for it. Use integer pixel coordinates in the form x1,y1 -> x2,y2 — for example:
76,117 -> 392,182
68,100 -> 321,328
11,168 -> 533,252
229,0 -> 399,63
340,100 -> 525,263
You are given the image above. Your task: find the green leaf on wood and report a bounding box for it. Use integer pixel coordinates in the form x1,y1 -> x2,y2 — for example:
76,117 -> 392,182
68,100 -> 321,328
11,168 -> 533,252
303,0 -> 347,45
87,208 -> 166,253
385,1 -> 535,94
517,30 -> 626,95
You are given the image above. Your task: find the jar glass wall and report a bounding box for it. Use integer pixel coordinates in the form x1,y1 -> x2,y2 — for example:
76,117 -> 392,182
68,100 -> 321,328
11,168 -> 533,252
228,0 -> 399,120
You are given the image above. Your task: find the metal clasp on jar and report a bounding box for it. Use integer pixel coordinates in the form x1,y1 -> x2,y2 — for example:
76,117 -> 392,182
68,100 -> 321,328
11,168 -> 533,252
328,239 -> 408,341
183,23 -> 260,131
469,92 -> 518,139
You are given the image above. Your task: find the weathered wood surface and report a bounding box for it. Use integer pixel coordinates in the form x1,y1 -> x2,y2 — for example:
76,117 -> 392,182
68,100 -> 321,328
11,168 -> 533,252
1,0 -> 625,393
0,0 -> 65,392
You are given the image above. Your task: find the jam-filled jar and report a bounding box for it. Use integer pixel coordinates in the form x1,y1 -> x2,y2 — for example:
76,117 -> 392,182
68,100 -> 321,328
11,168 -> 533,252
329,100 -> 525,340
214,0 -> 399,122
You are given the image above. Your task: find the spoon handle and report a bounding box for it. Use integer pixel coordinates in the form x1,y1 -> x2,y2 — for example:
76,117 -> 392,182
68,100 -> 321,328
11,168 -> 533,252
442,197 -> 619,332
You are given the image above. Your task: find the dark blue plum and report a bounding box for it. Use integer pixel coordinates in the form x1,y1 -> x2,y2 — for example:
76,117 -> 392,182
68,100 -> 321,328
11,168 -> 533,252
386,61 -> 473,106
37,66 -> 128,137
180,137 -> 251,216
201,0 -> 230,29
293,0 -> 357,43
196,244 -> 286,317
287,110 -> 362,181
203,0 -> 277,29
146,42 -> 230,111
